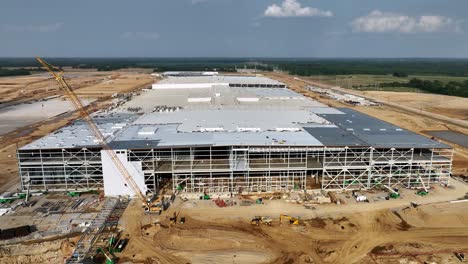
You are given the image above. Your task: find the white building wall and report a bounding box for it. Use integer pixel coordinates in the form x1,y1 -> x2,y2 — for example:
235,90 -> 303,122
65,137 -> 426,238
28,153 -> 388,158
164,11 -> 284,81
152,83 -> 228,89
102,150 -> 148,197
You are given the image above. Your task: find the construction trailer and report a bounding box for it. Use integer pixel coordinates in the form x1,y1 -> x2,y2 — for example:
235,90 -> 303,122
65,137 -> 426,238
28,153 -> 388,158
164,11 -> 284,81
16,75 -> 452,195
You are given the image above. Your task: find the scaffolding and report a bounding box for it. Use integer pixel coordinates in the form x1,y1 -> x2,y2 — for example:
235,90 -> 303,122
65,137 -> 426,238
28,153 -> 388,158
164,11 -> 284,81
17,147 -> 103,192
18,144 -> 451,194
322,147 -> 452,190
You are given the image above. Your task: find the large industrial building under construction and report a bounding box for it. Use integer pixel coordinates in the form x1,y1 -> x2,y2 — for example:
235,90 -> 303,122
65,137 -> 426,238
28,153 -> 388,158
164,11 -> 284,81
16,75 -> 453,196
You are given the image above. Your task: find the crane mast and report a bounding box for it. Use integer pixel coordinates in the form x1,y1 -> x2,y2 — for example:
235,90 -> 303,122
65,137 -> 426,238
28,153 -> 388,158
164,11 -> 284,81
36,57 -> 149,209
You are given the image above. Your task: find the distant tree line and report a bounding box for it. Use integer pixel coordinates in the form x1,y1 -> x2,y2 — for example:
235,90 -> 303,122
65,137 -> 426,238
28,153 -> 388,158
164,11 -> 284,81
1,58 -> 468,77
276,60 -> 468,77
378,78 -> 468,97
0,68 -> 31,77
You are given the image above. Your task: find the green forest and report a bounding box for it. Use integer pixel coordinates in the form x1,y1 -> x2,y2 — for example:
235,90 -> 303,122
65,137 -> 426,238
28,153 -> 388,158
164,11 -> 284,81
0,68 -> 32,77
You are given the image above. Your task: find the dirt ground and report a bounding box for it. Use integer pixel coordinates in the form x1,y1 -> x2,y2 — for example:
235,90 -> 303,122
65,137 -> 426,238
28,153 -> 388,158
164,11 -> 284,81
73,73 -> 153,98
0,72 -> 153,104
359,91 -> 468,121
118,185 -> 468,264
0,234 -> 80,263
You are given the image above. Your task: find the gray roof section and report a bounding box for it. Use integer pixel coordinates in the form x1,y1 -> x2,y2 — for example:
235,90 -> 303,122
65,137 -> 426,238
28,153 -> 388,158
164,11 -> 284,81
317,108 -> 450,149
303,127 -> 367,147
19,114 -> 139,150
19,74 -> 450,151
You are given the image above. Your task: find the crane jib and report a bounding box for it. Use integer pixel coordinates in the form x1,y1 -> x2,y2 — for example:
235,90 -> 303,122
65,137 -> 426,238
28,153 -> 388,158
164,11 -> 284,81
35,57 -> 149,209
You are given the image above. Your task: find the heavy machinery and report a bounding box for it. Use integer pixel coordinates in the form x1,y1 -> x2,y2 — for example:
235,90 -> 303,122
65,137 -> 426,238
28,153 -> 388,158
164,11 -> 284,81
108,234 -> 116,253
36,57 -> 151,211
416,189 -> 429,196
146,195 -> 163,214
251,216 -> 272,226
383,185 -> 400,199
96,247 -> 115,264
279,214 -> 300,225
113,238 -> 128,253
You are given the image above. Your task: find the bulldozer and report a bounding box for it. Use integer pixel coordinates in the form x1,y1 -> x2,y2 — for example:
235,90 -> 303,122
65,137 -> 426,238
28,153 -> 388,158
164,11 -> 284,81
145,195 -> 163,215
251,216 -> 273,226
279,214 -> 301,225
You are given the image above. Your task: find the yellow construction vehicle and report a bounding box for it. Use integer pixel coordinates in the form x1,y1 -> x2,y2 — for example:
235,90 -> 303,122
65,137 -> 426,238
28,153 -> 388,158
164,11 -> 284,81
146,195 -> 163,214
36,57 -> 151,211
279,214 -> 300,225
251,216 -> 273,226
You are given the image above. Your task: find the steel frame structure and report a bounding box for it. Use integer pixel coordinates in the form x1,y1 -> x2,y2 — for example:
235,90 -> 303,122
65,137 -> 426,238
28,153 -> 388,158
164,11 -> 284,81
322,147 -> 452,190
18,145 -> 452,193
17,148 -> 103,191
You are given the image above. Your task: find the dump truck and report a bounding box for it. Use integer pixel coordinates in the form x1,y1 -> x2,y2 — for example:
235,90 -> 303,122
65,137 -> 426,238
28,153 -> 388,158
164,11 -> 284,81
251,216 -> 272,226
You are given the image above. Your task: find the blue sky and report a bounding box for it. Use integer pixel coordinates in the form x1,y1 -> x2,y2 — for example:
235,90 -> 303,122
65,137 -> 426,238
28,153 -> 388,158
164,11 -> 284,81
1,0 -> 467,57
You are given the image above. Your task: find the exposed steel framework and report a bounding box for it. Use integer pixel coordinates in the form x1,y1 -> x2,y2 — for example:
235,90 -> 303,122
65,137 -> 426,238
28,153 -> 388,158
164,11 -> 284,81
35,57 -> 149,208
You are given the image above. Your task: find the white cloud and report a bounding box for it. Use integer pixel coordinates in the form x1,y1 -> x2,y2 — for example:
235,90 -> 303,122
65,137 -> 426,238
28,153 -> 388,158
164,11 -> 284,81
1,23 -> 63,33
121,31 -> 160,40
264,0 -> 333,18
351,10 -> 461,33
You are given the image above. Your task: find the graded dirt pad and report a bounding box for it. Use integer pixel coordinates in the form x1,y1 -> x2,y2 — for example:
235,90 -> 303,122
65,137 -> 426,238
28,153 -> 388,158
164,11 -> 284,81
119,199 -> 468,264
0,98 -> 95,135
0,71 -> 154,104
359,91 -> 468,121
0,73 -> 102,104
73,73 -> 154,97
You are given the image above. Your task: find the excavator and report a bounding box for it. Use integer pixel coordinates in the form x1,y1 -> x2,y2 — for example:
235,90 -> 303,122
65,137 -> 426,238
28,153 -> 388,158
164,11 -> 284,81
35,57 -> 153,212
279,214 -> 301,225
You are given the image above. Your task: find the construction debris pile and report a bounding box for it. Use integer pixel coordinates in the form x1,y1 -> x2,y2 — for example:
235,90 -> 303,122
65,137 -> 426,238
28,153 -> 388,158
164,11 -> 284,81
306,85 -> 379,106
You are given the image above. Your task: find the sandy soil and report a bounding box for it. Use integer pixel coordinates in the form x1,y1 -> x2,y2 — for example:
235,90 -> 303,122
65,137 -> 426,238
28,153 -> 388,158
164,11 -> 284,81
0,234 -> 80,263
360,91 -> 468,121
73,73 -> 153,97
0,73 -> 101,104
0,72 -> 153,104
118,184 -> 468,264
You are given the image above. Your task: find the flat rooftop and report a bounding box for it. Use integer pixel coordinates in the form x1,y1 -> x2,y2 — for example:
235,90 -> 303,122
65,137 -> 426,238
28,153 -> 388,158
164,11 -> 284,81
156,75 -> 285,85
20,75 -> 450,150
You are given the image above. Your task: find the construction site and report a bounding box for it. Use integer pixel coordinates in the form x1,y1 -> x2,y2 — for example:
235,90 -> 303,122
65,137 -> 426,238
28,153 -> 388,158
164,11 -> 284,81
16,73 -> 452,195
0,62 -> 467,264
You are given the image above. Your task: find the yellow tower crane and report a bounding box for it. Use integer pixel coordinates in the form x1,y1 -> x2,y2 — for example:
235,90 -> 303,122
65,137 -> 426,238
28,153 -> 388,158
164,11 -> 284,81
36,57 -> 150,210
